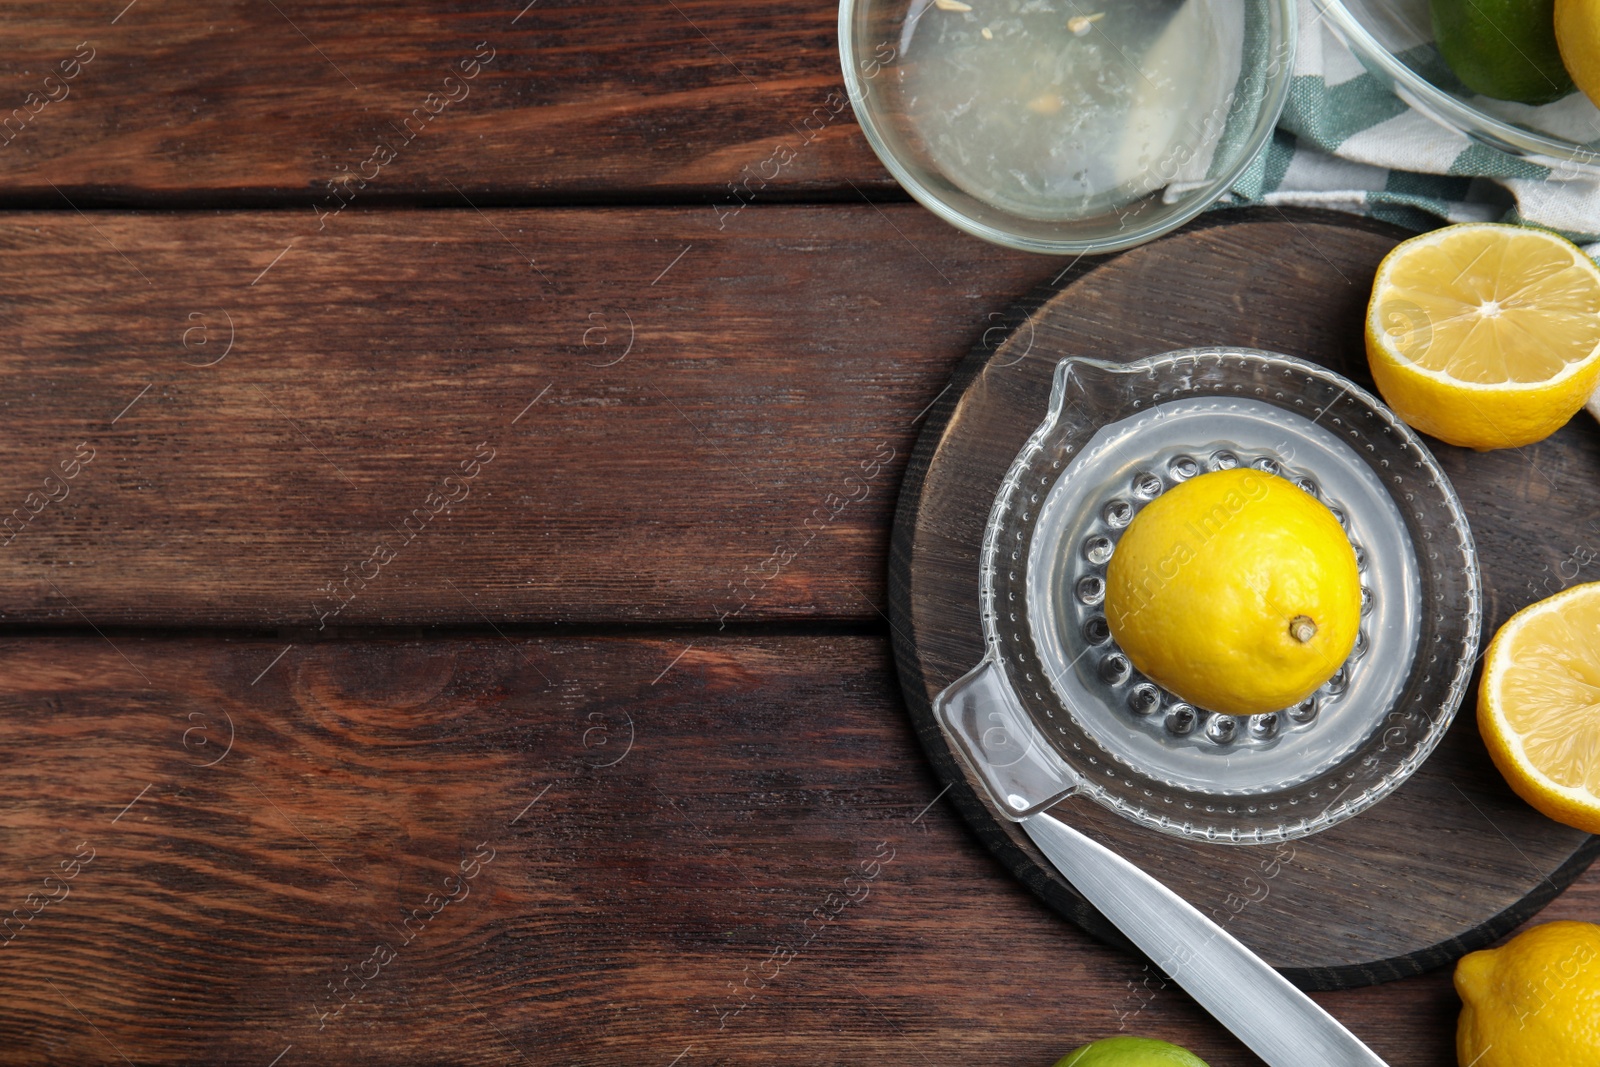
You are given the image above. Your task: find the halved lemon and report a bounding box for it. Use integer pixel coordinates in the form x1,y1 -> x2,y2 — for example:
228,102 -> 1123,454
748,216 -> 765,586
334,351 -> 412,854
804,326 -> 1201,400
1479,582 -> 1600,833
1365,222 -> 1600,450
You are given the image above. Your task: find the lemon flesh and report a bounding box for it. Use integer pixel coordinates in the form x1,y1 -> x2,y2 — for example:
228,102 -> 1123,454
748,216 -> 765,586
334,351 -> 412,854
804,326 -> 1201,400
1053,1036 -> 1210,1067
1365,223 -> 1600,451
1432,0 -> 1574,103
1478,581 -> 1600,832
1558,0 -> 1600,107
1455,920 -> 1600,1066
1103,469 -> 1361,717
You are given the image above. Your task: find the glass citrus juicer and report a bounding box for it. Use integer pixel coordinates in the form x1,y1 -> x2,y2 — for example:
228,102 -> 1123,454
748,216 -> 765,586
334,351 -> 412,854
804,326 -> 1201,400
928,349 -> 1482,1065
938,348 -> 1482,841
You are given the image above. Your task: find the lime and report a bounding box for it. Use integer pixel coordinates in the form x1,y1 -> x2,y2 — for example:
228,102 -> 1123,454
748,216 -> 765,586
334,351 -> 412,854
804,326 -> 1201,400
1477,583 -> 1600,835
1053,1036 -> 1210,1067
1431,0 -> 1575,103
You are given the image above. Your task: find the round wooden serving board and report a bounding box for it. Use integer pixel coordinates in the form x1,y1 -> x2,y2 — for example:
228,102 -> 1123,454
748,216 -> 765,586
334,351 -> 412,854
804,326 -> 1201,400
888,207 -> 1600,992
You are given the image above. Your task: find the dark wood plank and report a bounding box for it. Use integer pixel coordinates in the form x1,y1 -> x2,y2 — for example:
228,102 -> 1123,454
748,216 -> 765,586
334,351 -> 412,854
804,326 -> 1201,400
0,634 -> 1589,1066
0,203 -> 1055,628
0,1 -> 893,205
890,210 -> 1600,987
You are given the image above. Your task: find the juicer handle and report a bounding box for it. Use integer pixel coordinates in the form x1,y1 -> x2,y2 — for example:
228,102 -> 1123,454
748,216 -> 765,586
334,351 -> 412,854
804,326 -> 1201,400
934,657 -> 1080,820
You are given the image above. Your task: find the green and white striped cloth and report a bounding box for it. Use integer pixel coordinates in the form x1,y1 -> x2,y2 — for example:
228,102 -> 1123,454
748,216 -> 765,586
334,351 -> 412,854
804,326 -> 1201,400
1221,0 -> 1600,256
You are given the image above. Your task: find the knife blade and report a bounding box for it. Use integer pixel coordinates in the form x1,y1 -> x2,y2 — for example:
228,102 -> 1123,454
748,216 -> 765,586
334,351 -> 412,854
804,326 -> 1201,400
1021,811 -> 1390,1067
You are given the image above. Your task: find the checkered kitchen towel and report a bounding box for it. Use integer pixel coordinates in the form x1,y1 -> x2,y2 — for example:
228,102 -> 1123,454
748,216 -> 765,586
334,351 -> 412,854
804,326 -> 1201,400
1220,0 -> 1600,254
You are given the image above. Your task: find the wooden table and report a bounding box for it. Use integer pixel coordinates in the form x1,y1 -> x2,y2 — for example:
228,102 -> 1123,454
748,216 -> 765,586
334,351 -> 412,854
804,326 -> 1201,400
1,4 -> 1594,1065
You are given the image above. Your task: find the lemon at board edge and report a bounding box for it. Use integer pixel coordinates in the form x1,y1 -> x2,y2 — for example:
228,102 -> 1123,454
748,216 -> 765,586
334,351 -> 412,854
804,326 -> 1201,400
1455,920 -> 1600,1067
1477,580 -> 1600,833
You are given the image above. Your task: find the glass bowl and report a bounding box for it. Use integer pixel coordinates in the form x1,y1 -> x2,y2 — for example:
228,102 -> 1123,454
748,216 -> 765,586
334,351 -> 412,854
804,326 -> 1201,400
1319,0 -> 1600,173
838,0 -> 1298,254
934,349 -> 1483,844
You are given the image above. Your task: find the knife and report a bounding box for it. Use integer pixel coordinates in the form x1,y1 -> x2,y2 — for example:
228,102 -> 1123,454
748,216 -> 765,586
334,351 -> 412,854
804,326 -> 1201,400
1021,811 -> 1391,1066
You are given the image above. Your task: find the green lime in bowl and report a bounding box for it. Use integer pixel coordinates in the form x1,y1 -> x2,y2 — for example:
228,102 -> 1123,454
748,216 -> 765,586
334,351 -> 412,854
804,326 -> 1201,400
1432,0 -> 1573,104
1319,0 -> 1600,175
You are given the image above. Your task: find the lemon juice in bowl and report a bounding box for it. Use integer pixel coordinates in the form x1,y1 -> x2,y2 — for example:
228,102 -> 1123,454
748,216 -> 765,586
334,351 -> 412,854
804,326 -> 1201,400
889,0 -> 1245,220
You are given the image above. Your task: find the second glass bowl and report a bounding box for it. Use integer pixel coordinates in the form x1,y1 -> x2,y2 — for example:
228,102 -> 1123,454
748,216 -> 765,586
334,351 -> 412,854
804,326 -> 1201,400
1320,0 -> 1600,173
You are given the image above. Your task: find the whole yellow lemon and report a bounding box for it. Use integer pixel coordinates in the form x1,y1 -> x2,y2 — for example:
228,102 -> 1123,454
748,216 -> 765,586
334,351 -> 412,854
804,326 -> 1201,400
1557,0 -> 1600,108
1456,921 -> 1600,1066
1104,469 -> 1361,716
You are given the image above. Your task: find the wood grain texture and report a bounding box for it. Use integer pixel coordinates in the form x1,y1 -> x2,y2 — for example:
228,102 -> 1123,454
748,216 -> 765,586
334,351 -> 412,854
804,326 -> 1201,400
0,1 -> 892,205
888,210 -> 1600,989
1,634 -> 1595,1067
0,204 -> 1056,628
6,0 -> 1594,1057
